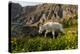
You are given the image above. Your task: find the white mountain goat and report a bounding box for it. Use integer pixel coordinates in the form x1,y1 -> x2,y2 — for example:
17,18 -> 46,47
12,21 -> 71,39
39,22 -> 64,38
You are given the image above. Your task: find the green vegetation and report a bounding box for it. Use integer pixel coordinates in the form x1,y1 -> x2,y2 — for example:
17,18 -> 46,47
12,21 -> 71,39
10,16 -> 78,53
11,27 -> 78,53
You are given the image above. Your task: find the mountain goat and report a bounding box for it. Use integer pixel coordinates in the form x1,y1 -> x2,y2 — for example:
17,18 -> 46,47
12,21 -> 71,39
39,22 -> 64,38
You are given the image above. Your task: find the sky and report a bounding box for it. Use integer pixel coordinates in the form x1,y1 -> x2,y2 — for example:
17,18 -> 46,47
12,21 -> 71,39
11,1 -> 43,7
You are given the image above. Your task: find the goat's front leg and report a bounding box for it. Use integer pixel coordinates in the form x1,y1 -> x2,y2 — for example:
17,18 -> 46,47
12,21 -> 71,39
45,30 -> 48,37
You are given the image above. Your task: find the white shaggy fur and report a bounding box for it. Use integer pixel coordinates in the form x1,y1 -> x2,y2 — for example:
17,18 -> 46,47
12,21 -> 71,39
39,22 -> 64,38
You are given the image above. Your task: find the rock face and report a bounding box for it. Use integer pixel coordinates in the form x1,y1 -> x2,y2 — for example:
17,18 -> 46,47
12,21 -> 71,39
9,2 -> 78,36
9,2 -> 23,23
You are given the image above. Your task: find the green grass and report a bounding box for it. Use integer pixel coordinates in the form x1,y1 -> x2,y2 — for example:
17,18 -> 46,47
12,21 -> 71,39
10,26 -> 78,53
10,16 -> 78,53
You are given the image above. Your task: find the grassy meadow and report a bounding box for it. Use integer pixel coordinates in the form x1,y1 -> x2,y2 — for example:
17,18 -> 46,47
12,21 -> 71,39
10,18 -> 78,53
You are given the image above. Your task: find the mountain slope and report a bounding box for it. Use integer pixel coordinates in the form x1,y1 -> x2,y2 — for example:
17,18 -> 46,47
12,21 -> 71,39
9,2 -> 78,36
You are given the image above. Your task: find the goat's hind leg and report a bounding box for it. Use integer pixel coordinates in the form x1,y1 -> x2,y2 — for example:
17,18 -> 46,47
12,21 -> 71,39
52,31 -> 55,39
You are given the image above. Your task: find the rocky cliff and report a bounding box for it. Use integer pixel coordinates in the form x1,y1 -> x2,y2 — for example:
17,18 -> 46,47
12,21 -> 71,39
9,2 -> 78,36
